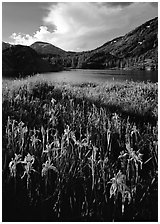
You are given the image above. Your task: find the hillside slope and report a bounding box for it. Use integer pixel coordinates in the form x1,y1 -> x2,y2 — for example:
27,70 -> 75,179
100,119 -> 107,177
30,41 -> 66,56
94,17 -> 158,69
68,17 -> 157,70
2,45 -> 55,77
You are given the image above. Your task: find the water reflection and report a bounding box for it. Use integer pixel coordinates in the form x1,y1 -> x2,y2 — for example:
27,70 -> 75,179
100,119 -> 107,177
41,69 -> 158,84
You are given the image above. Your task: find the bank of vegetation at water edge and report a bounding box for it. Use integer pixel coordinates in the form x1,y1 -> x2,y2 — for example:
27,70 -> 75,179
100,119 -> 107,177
2,76 -> 158,221
3,75 -> 158,121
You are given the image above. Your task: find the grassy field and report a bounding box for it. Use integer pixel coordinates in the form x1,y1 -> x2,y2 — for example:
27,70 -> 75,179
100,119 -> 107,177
2,74 -> 158,221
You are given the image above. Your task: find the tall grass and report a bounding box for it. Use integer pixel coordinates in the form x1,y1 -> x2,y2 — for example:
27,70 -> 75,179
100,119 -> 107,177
2,75 -> 158,221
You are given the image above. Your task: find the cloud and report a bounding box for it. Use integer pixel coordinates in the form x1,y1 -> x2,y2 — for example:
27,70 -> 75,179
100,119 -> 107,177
10,26 -> 56,45
10,2 -> 158,51
34,26 -> 55,40
10,32 -> 35,45
42,2 -> 130,50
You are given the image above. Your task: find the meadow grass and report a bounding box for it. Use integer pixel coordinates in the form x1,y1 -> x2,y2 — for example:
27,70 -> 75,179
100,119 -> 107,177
3,74 -> 158,121
2,74 -> 158,221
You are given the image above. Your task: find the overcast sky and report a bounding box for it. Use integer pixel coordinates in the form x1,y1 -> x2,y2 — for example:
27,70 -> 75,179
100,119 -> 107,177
2,2 -> 158,51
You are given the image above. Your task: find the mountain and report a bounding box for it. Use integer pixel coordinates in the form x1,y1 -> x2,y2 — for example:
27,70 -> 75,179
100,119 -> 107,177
93,17 -> 158,69
96,18 -> 157,57
66,17 -> 157,70
30,41 -> 66,56
39,17 -> 157,70
2,45 -> 56,77
2,17 -> 158,77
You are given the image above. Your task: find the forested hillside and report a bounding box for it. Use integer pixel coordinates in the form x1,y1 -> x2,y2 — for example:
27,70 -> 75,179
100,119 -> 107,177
63,17 -> 158,70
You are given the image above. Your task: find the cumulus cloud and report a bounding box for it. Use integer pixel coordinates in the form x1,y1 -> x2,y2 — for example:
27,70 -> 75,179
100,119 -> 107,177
10,2 -> 158,51
10,32 -> 34,45
10,26 -> 56,45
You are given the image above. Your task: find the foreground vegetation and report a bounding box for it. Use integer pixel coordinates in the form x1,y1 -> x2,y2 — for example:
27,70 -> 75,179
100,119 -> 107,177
2,75 -> 158,221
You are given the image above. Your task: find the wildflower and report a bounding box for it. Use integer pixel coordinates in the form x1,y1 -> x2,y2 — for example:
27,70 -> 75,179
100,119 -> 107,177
42,160 -> 58,177
21,153 -> 35,179
126,143 -> 143,169
109,170 -> 131,214
9,154 -> 22,177
51,98 -> 56,105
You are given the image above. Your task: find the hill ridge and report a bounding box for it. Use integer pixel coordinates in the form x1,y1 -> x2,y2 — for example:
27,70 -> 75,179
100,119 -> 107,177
2,16 -> 158,77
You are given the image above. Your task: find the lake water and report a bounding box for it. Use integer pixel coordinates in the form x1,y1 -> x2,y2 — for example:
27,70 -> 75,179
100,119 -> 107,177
41,69 -> 158,84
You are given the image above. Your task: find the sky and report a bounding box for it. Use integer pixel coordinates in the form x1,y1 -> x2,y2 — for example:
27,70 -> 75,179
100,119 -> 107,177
2,2 -> 158,52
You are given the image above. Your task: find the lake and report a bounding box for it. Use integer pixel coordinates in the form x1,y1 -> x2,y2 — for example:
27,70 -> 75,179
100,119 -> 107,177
41,69 -> 158,84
